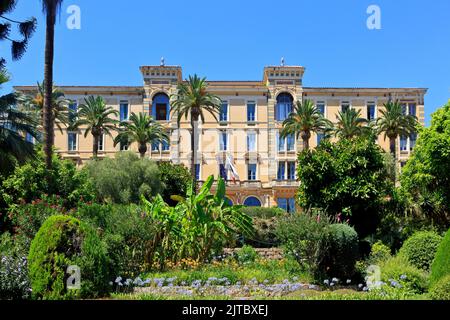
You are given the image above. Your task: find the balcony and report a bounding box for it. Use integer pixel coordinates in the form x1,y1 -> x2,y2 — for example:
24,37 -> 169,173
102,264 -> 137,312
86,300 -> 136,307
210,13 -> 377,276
272,180 -> 299,188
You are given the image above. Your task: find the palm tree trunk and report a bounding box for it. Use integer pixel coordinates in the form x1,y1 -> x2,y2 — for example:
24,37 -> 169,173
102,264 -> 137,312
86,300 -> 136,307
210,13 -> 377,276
43,7 -> 56,169
303,137 -> 309,151
93,134 -> 99,159
191,116 -> 199,193
139,143 -> 147,159
389,136 -> 397,182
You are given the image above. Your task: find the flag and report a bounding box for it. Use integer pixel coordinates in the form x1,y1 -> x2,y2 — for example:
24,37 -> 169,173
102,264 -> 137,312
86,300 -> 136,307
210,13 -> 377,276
226,154 -> 240,183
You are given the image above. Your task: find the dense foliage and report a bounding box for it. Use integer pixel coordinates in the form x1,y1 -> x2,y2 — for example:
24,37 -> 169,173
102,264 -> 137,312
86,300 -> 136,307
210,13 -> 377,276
85,151 -> 162,204
368,241 -> 392,265
430,228 -> 450,286
1,150 -> 95,217
378,255 -> 428,294
28,215 -> 110,300
401,101 -> 450,228
320,224 -> 359,280
142,176 -> 254,269
158,161 -> 192,206
74,203 -> 157,278
429,275 -> 450,300
297,136 -> 392,237
398,231 -> 442,271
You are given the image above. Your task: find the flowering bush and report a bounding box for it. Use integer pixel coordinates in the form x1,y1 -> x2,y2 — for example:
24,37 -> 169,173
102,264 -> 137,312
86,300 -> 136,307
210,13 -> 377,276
378,255 -> 428,294
0,233 -> 31,300
7,196 -> 66,250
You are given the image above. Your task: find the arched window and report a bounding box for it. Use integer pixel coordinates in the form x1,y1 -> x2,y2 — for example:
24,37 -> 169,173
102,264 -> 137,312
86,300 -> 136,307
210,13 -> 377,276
152,93 -> 170,121
225,197 -> 233,206
244,196 -> 262,207
276,93 -> 294,121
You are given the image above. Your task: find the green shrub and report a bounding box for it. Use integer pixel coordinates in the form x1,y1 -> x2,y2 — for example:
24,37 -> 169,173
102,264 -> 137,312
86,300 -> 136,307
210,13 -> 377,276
1,151 -> 96,210
28,215 -> 110,300
241,217 -> 279,248
275,211 -> 332,280
429,275 -> 450,300
158,162 -> 192,206
430,228 -> 450,286
320,224 -> 359,280
399,231 -> 442,271
234,245 -> 259,265
75,203 -> 157,278
241,207 -> 285,218
379,255 -> 428,294
369,241 -> 392,264
85,152 -> 162,204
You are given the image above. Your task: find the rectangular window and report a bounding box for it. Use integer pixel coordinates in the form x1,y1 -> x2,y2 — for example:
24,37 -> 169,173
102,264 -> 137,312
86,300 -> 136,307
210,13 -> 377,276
248,164 -> 257,181
120,102 -> 129,121
278,198 -> 296,213
156,103 -> 168,121
195,164 -> 201,181
317,133 -> 325,145
25,132 -> 34,144
120,141 -> 128,151
401,103 -> 407,116
152,141 -> 159,152
220,102 -> 228,122
410,133 -> 417,151
68,132 -> 77,151
367,103 -> 376,121
247,132 -> 256,152
219,131 -> 228,151
277,162 -> 286,180
341,101 -> 350,113
219,164 -> 227,180
276,103 -> 292,121
98,134 -> 104,152
409,103 -> 417,117
247,101 -> 256,122
400,135 -> 408,152
162,138 -> 170,151
287,162 -> 296,180
278,133 -> 286,152
286,134 -> 295,151
316,102 -> 325,115
69,102 -> 78,123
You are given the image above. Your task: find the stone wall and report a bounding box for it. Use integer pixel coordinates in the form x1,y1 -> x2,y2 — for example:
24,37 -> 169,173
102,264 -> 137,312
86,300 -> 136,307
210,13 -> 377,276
223,248 -> 284,260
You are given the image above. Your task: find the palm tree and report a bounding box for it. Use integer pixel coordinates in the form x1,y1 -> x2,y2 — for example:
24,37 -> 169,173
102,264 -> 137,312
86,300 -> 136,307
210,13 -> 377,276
171,75 -> 222,190
334,109 -> 370,139
280,99 -> 332,151
19,82 -> 70,133
41,0 -> 64,169
72,96 -> 118,159
114,112 -> 169,158
377,101 -> 418,162
0,67 -> 39,173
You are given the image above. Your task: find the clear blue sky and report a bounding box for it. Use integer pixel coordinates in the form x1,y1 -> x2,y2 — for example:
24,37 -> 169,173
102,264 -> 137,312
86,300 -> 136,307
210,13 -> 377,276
1,0 -> 449,125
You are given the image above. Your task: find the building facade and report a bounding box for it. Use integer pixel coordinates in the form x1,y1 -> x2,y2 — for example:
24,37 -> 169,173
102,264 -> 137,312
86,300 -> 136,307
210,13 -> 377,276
15,64 -> 427,211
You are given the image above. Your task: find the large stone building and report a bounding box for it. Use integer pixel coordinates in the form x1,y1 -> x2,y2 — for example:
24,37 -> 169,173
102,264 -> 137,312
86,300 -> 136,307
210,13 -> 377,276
15,63 -> 427,211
